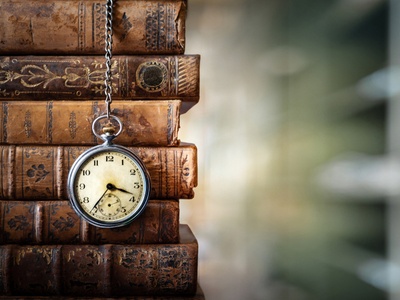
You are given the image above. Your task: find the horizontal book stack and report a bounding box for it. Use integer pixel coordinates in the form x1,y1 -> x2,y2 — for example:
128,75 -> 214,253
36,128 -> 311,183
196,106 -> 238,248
0,0 -> 203,299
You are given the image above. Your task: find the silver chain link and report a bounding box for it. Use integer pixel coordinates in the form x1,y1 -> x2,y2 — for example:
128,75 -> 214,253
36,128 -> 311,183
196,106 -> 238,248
104,0 -> 114,119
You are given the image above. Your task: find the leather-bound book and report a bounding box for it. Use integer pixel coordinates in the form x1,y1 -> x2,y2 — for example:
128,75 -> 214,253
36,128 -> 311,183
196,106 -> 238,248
0,200 -> 179,244
0,143 -> 197,200
0,225 -> 198,297
0,100 -> 181,146
0,55 -> 200,112
0,0 -> 186,55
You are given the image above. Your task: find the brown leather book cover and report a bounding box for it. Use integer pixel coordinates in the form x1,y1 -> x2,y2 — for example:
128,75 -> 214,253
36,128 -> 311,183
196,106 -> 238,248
0,55 -> 200,112
0,0 -> 186,55
0,225 -> 198,297
0,199 -> 179,244
0,100 -> 180,146
0,144 -> 197,200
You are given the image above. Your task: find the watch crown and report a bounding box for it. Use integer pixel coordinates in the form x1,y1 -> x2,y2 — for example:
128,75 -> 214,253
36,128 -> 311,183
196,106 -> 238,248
102,122 -> 116,136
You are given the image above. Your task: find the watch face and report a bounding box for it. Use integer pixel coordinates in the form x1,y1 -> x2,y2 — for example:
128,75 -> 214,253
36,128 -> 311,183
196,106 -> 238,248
67,145 -> 150,228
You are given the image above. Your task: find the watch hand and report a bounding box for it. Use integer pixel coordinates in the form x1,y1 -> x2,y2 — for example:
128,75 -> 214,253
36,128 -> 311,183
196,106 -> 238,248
90,187 -> 109,213
107,183 -> 133,195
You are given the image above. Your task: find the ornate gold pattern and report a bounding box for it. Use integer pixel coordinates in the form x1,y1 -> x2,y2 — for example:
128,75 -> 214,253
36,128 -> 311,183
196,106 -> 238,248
0,58 -> 118,95
178,56 -> 198,96
136,61 -> 168,92
66,248 -> 103,265
15,247 -> 54,265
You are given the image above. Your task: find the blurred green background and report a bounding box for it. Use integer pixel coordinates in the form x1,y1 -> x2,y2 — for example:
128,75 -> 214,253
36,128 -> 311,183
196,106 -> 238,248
179,0 -> 396,299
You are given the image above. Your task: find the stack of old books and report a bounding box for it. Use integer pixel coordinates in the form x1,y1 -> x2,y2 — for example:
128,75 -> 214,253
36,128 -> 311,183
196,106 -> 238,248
0,0 -> 203,299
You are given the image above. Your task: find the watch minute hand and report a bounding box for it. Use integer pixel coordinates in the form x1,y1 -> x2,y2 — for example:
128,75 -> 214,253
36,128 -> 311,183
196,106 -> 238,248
90,188 -> 109,213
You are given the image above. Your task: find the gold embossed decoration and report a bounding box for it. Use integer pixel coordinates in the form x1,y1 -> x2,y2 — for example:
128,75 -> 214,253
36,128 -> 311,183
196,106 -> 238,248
136,61 -> 168,92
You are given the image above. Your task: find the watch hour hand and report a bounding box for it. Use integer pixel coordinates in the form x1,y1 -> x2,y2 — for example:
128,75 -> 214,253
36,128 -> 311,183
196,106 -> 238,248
116,187 -> 133,195
107,183 -> 133,195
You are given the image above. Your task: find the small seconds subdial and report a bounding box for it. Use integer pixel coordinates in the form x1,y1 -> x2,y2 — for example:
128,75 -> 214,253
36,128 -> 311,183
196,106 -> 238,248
98,193 -> 122,217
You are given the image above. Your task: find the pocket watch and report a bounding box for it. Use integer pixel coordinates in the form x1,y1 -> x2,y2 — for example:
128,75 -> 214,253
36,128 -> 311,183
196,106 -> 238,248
67,116 -> 151,228
67,0 -> 150,228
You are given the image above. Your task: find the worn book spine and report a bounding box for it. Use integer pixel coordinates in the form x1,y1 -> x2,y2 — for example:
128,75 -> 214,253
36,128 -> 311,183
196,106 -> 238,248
0,100 -> 180,146
0,225 -> 197,297
0,200 -> 179,245
0,0 -> 186,55
0,144 -> 197,200
0,55 -> 200,113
